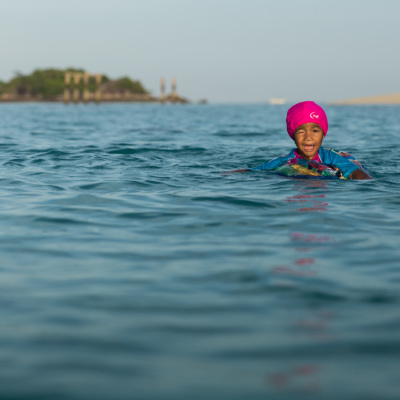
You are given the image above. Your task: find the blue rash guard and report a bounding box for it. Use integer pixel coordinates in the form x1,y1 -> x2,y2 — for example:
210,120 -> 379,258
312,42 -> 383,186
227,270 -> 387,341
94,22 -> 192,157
251,147 -> 361,179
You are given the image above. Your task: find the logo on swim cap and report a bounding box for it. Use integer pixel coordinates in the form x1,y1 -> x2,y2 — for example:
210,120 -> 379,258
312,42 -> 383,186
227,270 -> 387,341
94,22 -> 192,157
310,112 -> 319,120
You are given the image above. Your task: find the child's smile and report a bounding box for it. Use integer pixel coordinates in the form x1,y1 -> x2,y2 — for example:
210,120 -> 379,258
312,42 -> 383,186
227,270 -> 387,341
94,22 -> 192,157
293,123 -> 324,160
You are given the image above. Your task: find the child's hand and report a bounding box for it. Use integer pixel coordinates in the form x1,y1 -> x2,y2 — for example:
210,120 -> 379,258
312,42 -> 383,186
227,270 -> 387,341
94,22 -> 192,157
348,169 -> 372,180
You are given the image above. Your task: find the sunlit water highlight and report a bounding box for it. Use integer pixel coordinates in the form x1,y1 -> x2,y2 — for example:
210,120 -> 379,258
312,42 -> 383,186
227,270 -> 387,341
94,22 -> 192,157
0,103 -> 400,399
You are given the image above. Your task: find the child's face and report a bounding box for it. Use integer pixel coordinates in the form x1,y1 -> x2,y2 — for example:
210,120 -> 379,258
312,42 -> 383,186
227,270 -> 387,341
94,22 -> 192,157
293,123 -> 324,160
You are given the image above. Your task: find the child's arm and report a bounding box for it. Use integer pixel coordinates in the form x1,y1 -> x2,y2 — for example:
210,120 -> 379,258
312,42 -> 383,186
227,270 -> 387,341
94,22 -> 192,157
348,168 -> 372,180
322,149 -> 371,180
223,153 -> 293,174
251,151 -> 295,171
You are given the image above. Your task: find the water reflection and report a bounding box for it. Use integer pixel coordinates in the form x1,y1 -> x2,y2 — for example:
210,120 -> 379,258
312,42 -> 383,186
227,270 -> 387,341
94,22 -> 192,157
285,181 -> 329,212
267,364 -> 321,394
267,180 -> 338,395
284,193 -> 328,212
293,310 -> 337,341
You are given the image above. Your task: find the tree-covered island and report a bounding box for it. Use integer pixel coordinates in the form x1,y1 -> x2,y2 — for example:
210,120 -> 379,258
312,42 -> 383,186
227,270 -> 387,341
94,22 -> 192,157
0,68 -> 188,103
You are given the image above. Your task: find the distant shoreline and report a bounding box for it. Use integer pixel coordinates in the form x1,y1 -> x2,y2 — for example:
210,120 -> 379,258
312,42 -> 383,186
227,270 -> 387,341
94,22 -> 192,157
0,68 -> 191,104
0,100 -> 189,104
331,92 -> 400,105
0,95 -> 189,104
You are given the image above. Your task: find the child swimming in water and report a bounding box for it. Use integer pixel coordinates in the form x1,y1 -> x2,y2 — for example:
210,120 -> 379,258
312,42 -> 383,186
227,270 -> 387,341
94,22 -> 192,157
242,101 -> 371,179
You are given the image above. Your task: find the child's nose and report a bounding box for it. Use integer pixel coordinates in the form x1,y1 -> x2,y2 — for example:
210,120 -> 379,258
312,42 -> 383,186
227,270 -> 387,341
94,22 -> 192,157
304,130 -> 312,140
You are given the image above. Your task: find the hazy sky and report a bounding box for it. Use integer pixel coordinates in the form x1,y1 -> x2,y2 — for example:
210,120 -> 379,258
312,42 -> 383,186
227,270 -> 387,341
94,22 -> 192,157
0,0 -> 399,103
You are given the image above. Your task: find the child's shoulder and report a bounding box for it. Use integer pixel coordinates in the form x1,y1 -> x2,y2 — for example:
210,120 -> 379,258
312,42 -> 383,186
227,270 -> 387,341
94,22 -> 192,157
321,148 -> 364,170
321,148 -> 356,159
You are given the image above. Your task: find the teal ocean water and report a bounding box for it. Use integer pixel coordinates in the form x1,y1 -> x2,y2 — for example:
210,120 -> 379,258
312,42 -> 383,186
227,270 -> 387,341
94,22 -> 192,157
0,103 -> 399,399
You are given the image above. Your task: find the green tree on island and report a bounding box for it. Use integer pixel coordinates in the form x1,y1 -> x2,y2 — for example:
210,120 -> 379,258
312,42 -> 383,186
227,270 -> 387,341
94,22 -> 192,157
0,68 -> 149,99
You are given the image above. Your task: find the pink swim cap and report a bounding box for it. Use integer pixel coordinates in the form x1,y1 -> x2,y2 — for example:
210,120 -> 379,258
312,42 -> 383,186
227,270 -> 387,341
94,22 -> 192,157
286,101 -> 328,140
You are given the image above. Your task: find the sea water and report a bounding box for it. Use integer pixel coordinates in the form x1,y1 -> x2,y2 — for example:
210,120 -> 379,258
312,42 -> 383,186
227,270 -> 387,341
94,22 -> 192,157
0,103 -> 399,399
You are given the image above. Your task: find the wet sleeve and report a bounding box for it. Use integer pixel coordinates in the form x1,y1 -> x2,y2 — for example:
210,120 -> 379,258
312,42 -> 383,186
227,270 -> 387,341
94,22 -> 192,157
321,149 -> 360,179
251,152 -> 293,171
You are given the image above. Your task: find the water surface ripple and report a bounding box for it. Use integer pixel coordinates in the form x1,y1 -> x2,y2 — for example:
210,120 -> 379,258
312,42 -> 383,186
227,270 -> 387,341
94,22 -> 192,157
0,103 -> 400,399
